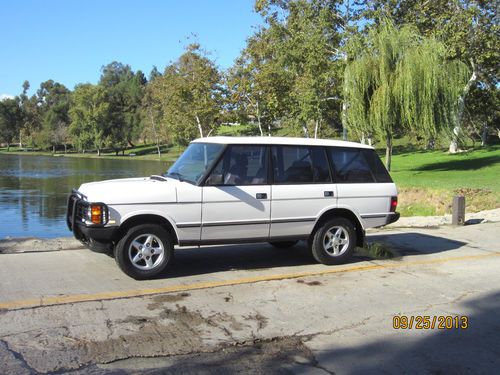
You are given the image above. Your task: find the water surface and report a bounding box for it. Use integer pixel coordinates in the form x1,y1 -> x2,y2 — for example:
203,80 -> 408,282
0,154 -> 167,239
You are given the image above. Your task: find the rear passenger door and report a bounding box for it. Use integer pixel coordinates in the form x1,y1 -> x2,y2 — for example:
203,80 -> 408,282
328,147 -> 394,228
270,145 -> 335,239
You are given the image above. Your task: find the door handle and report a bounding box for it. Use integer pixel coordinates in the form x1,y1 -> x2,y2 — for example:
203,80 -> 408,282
324,191 -> 334,197
256,193 -> 267,199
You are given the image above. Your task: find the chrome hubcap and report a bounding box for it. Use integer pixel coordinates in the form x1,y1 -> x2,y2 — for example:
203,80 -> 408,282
128,234 -> 165,270
323,226 -> 349,256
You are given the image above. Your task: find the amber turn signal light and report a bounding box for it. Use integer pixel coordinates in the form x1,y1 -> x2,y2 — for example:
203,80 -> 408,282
90,204 -> 103,224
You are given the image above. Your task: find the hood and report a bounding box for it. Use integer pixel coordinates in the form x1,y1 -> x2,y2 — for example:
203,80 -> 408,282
78,176 -> 179,205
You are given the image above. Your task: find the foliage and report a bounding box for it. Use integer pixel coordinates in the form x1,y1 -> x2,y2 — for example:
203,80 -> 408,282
0,97 -> 23,150
35,80 -> 71,151
149,44 -> 223,145
344,19 -> 469,169
69,84 -> 109,154
99,62 -> 147,152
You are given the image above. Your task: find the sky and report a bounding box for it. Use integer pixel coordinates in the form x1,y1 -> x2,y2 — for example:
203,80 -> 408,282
0,0 -> 262,98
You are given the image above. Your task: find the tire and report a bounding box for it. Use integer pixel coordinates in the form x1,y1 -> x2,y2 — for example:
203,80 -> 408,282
115,224 -> 173,280
269,240 -> 299,249
310,217 -> 355,265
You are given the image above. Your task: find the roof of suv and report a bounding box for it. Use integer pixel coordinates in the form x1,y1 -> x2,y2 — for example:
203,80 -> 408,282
192,136 -> 373,149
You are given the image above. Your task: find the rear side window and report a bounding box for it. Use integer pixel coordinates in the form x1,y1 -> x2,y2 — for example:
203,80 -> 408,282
272,146 -> 331,184
328,147 -> 374,183
362,149 -> 393,183
328,147 -> 392,183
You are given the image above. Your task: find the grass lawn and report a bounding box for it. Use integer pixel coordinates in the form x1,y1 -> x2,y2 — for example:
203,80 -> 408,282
389,145 -> 500,216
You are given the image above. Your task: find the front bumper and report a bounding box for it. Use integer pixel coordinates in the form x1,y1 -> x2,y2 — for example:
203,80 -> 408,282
66,190 -> 117,244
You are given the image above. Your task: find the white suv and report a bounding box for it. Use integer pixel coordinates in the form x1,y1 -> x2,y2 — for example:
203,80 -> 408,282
67,137 -> 399,279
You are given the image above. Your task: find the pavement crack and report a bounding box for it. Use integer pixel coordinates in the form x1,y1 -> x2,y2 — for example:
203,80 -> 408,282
0,338 -> 37,373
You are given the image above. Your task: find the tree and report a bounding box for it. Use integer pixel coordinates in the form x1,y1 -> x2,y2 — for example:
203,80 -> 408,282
344,20 -> 469,170
150,44 -> 223,144
19,80 -> 41,148
364,0 -> 499,151
0,97 -> 23,150
36,80 -> 71,152
142,72 -> 164,160
99,62 -> 146,154
226,27 -> 293,136
69,84 -> 109,155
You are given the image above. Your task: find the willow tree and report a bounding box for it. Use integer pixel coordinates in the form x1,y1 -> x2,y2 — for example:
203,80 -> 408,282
344,20 -> 468,170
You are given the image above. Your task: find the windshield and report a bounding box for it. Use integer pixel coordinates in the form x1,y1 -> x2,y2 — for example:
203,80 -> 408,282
165,143 -> 224,184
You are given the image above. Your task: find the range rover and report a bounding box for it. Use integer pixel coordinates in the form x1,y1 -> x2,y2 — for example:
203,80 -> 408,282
67,136 -> 399,279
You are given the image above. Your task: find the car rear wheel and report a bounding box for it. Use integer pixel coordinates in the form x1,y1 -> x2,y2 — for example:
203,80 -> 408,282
115,224 -> 173,279
310,217 -> 355,265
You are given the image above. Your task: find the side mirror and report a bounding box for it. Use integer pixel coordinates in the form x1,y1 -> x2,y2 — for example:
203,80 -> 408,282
206,174 -> 223,185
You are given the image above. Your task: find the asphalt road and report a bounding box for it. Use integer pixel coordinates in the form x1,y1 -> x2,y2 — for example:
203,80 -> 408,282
0,222 -> 499,374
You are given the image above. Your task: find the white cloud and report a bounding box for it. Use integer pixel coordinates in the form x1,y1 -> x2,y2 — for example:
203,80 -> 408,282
0,94 -> 15,101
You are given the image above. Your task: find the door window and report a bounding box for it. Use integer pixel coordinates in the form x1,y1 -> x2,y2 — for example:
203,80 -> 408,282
272,146 -> 331,184
206,145 -> 269,185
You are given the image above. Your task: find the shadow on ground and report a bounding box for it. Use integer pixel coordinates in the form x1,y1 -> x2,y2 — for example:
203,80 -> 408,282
146,231 -> 467,279
416,155 -> 499,171
367,232 -> 466,257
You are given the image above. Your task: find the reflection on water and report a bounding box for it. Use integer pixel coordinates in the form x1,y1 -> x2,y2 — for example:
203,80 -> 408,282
0,154 -> 168,239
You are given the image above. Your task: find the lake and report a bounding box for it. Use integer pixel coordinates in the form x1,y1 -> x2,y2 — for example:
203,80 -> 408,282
0,154 -> 169,239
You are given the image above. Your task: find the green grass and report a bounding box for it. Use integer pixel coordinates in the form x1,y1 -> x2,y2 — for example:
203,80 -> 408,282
390,145 -> 500,192
387,145 -> 500,216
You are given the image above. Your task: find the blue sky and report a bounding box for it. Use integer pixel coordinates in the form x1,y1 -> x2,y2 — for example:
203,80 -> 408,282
0,0 -> 262,97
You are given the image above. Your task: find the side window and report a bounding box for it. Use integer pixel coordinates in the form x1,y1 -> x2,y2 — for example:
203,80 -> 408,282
328,147 -> 375,183
272,146 -> 331,184
362,150 -> 393,183
207,145 -> 268,185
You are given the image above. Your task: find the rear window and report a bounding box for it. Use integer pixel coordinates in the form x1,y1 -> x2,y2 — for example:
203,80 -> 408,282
328,147 -> 392,183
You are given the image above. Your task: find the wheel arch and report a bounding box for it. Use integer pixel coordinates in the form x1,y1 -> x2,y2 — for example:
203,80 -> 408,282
115,213 -> 179,244
312,207 -> 365,247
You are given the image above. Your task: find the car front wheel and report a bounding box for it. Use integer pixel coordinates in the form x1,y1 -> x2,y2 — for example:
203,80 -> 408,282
115,224 -> 173,279
310,217 -> 355,265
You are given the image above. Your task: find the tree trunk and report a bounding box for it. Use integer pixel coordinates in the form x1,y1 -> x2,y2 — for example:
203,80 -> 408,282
127,139 -> 135,148
7,143 -> 10,152
367,137 -> 373,146
360,133 -> 366,144
481,125 -> 488,147
97,148 -> 100,156
267,122 -> 271,137
52,145 -> 55,154
450,59 -> 477,153
64,144 -> 67,154
385,133 -> 392,172
302,122 -> 309,138
195,115 -> 204,138
256,101 -> 264,136
341,49 -> 348,141
148,107 -> 161,160
314,119 -> 320,139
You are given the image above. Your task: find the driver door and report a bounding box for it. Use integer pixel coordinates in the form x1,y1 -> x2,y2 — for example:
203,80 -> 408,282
201,145 -> 271,242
